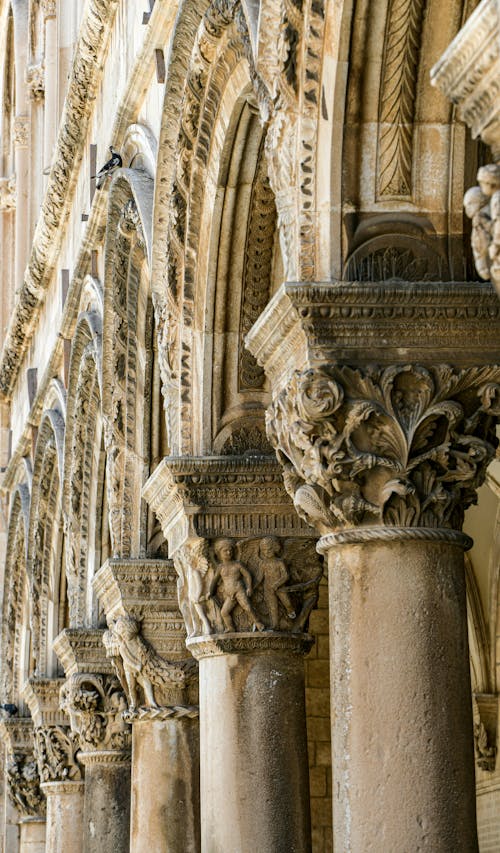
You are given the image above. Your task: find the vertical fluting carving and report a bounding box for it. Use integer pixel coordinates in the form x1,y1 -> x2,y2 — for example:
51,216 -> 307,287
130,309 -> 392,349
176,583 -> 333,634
377,0 -> 427,198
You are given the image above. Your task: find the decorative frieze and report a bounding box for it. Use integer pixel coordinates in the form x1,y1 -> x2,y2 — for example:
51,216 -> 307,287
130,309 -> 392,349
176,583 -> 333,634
0,175 -> 16,211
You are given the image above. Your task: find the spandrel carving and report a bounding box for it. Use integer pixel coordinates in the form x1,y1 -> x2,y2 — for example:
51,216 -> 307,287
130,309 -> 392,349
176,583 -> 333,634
60,674 -> 130,753
267,364 -> 500,534
7,753 -> 45,817
174,536 -> 322,638
464,164 -> 500,294
33,726 -> 82,783
103,616 -> 197,713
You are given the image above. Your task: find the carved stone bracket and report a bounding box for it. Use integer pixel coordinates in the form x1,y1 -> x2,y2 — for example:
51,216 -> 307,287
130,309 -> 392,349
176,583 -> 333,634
0,175 -> 16,211
143,455 -> 323,641
0,719 -> 45,818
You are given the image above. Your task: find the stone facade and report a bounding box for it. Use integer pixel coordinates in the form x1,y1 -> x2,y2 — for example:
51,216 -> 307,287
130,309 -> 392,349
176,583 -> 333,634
0,0 -> 498,851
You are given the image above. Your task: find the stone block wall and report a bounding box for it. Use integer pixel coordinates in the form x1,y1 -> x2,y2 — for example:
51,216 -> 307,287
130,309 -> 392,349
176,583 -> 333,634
305,575 -> 333,853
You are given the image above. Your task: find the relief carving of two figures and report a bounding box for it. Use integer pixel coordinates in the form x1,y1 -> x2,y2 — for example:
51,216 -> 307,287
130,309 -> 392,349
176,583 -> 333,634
175,536 -> 322,639
464,163 -> 500,294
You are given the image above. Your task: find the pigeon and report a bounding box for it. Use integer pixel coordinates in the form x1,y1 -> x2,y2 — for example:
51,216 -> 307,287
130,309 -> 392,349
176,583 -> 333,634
92,146 -> 122,189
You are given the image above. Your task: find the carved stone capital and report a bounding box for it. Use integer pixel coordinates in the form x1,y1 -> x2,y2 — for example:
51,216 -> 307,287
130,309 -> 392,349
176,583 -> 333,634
143,455 -> 323,641
59,673 -> 130,756
92,558 -> 186,659
40,0 -> 56,18
431,0 -> 500,156
103,615 -> 198,714
33,726 -> 82,783
6,752 -> 46,818
13,115 -> 29,148
463,164 -> 500,296
473,692 -> 498,773
266,363 -> 500,535
0,175 -> 16,211
26,64 -> 45,102
0,719 -> 45,818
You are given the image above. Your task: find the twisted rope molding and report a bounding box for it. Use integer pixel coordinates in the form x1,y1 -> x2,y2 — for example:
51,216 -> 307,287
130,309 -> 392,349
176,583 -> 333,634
317,526 -> 473,553
124,705 -> 199,722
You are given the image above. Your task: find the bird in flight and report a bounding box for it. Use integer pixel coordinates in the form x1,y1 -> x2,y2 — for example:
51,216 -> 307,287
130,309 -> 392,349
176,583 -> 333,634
92,146 -> 122,189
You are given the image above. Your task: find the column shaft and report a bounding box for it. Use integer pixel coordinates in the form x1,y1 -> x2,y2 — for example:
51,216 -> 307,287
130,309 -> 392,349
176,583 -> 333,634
43,15 -> 58,176
131,717 -> 200,853
82,758 -> 131,853
196,640 -> 311,853
43,782 -> 84,853
19,818 -> 45,853
325,535 -> 478,852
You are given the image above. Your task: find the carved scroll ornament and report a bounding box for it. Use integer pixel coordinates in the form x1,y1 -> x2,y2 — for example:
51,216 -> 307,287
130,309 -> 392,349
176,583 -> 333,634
103,616 -> 197,715
59,674 -> 130,754
6,753 -> 45,817
464,164 -> 500,296
267,363 -> 500,535
33,726 -> 82,783
174,535 -> 322,639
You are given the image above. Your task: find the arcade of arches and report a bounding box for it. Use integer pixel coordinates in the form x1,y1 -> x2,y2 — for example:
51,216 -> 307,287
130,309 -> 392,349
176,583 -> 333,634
0,0 -> 499,851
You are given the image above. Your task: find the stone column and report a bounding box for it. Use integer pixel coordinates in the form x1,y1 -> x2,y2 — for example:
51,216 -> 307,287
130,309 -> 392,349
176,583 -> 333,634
144,455 -> 323,853
93,558 -> 200,853
41,0 -> 57,177
53,629 -> 131,853
0,718 -> 46,853
11,0 -> 29,294
22,678 -> 84,853
245,279 -> 500,851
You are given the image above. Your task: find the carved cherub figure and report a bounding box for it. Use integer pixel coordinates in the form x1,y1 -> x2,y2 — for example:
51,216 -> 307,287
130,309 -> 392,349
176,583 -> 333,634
463,185 -> 491,280
464,164 -> 500,288
208,538 -> 264,633
259,537 -> 296,629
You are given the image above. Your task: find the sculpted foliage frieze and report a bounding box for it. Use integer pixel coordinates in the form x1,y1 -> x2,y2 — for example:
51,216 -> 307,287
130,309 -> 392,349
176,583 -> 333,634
267,363 -> 500,534
174,535 -> 321,639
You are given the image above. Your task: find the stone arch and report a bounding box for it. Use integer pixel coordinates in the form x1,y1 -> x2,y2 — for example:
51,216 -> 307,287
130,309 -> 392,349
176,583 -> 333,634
121,123 -> 157,179
0,482 -> 31,706
102,169 -> 155,558
62,310 -> 104,624
153,0 -> 267,454
27,405 -> 66,677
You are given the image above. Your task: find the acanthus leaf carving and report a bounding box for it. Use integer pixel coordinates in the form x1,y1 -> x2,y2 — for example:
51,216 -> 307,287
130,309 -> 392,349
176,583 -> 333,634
0,175 -> 16,211
59,673 -> 130,754
26,64 -> 45,102
267,363 -> 500,534
6,753 -> 45,818
33,726 -> 82,783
